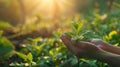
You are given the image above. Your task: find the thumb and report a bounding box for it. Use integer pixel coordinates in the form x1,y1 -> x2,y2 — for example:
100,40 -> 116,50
60,34 -> 76,51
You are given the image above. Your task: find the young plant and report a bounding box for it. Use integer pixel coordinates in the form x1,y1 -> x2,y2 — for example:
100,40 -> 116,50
64,21 -> 99,41
64,21 -> 100,67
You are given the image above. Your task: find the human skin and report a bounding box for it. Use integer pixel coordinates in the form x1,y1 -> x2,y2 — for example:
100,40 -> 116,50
60,34 -> 120,67
90,39 -> 120,55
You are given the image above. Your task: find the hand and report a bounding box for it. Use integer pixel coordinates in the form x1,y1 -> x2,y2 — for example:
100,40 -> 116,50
90,39 -> 111,51
90,39 -> 120,55
60,34 -> 103,58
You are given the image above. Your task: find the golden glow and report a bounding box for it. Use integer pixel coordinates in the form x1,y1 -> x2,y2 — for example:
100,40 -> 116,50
37,0 -> 76,20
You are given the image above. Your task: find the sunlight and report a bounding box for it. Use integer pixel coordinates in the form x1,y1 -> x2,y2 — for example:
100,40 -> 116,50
40,0 -> 55,7
37,0 -> 76,20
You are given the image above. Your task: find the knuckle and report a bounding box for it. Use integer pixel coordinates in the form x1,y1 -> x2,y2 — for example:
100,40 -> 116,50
91,39 -> 103,44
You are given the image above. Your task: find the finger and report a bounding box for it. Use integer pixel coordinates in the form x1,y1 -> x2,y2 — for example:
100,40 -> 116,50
90,39 -> 110,49
60,34 -> 76,51
90,39 -> 103,45
60,34 -> 71,45
73,41 -> 87,48
90,39 -> 110,46
73,41 -> 95,49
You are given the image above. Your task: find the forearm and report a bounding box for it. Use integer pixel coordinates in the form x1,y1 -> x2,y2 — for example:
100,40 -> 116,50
94,50 -> 120,67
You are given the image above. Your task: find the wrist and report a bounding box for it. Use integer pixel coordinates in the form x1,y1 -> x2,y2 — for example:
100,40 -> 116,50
93,49 -> 120,61
93,49 -> 120,67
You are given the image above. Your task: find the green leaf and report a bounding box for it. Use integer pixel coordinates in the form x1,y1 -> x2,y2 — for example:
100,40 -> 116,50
0,37 -> 14,59
27,53 -> 33,62
16,52 -> 27,61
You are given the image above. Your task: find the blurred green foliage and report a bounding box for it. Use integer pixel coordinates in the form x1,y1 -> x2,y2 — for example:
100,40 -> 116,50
0,21 -> 12,29
9,12 -> 120,67
0,0 -> 120,67
0,36 -> 14,60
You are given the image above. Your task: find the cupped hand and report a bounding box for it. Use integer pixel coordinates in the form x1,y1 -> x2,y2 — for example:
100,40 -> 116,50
60,34 -> 103,58
90,39 -> 110,51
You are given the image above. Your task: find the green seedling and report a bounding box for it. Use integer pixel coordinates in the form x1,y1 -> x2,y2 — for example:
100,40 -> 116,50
64,21 -> 100,67
64,22 -> 99,42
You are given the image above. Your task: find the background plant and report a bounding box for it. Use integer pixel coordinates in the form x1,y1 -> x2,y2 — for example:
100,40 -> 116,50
0,0 -> 120,67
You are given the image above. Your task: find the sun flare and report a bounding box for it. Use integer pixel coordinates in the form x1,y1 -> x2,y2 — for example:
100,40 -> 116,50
37,0 -> 76,19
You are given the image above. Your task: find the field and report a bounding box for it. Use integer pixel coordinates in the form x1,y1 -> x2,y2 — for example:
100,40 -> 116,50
0,0 -> 120,67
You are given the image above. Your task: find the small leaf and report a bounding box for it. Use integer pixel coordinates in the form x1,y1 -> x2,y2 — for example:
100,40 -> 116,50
27,53 -> 33,62
16,52 -> 27,61
109,31 -> 117,39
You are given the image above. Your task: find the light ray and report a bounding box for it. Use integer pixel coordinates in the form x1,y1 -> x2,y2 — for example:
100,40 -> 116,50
37,0 -> 76,20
